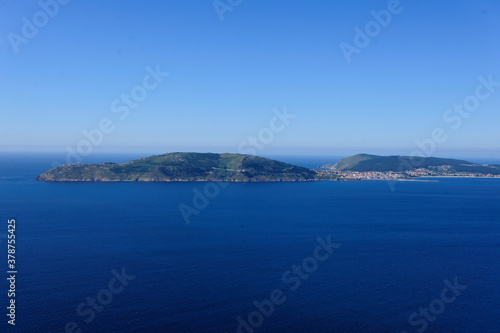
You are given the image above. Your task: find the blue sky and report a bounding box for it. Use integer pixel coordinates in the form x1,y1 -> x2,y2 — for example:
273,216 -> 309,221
1,0 -> 499,158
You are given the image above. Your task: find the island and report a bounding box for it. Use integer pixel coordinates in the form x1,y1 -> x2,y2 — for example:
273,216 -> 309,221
35,153 -> 324,182
35,152 -> 500,182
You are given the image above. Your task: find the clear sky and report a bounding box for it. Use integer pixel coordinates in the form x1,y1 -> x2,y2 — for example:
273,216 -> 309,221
1,0 -> 499,158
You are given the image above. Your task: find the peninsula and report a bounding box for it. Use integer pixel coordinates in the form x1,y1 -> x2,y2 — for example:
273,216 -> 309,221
321,154 -> 500,180
35,153 -> 500,182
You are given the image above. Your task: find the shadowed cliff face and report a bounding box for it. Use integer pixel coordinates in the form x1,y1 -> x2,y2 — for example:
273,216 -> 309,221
35,152 -> 321,182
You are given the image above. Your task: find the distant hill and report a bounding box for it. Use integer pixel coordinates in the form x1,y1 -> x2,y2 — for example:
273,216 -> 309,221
327,154 -> 500,175
35,153 -> 318,182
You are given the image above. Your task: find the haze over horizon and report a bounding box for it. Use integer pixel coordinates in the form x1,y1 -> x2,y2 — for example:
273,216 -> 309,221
1,1 -> 499,159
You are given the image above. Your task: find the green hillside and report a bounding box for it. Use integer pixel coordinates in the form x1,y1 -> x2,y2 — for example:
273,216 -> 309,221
330,154 -> 500,175
35,152 -> 318,182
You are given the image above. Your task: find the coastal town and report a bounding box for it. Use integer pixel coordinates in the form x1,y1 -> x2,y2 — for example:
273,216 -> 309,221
319,165 -> 500,181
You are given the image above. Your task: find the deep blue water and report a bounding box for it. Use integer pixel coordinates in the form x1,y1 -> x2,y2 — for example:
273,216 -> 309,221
0,153 -> 499,332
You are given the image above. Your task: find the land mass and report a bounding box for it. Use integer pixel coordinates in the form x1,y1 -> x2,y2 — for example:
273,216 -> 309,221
35,153 -> 500,182
321,154 -> 500,180
35,153 -> 323,182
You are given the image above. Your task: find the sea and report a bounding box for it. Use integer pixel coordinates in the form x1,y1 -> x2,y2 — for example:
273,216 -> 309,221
0,152 -> 499,333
